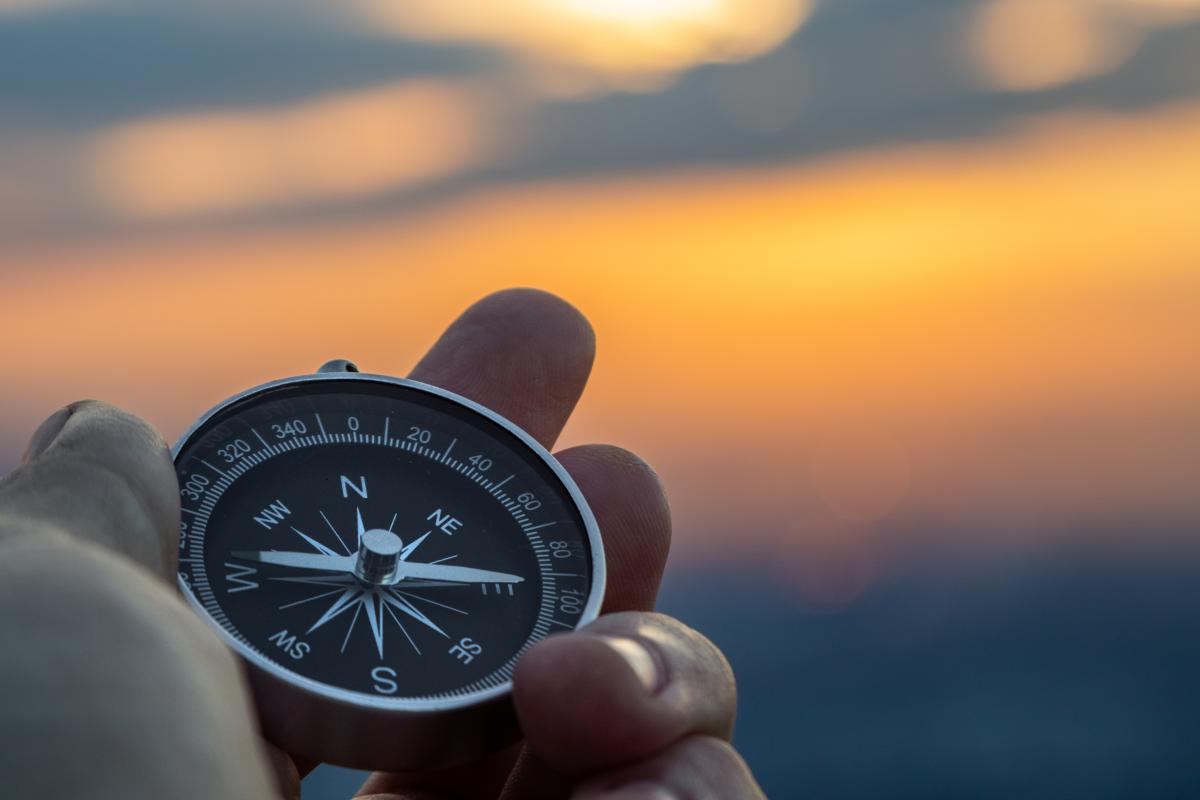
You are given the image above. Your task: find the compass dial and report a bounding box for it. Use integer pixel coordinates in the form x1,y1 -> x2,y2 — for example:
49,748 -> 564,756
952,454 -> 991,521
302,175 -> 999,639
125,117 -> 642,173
173,371 -> 604,767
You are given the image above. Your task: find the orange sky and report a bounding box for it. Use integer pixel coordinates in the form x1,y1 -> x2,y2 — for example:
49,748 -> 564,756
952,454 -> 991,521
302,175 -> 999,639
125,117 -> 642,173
3,100 -> 1198,598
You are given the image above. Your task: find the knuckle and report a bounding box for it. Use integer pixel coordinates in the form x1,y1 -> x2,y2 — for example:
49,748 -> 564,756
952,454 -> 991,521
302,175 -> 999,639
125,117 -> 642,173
582,611 -> 737,714
1,401 -> 178,575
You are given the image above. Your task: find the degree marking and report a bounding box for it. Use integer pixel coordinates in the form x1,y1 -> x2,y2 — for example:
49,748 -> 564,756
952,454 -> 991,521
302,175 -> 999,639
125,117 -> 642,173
200,459 -> 230,479
314,413 -> 327,436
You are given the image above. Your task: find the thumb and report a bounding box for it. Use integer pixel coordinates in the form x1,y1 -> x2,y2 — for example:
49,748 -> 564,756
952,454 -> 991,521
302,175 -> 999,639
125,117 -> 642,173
2,400 -> 180,577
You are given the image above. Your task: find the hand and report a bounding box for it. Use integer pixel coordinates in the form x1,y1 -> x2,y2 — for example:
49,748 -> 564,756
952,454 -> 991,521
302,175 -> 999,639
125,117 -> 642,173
0,289 -> 765,799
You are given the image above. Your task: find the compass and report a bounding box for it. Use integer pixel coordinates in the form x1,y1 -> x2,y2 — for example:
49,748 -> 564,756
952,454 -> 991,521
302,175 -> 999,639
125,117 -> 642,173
172,360 -> 605,770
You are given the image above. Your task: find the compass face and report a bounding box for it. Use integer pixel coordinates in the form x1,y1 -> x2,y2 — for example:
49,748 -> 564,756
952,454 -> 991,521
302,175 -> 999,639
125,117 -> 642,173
174,374 -> 603,708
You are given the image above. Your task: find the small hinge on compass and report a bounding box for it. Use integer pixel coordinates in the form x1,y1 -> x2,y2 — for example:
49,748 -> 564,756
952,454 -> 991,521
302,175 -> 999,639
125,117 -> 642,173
316,359 -> 360,374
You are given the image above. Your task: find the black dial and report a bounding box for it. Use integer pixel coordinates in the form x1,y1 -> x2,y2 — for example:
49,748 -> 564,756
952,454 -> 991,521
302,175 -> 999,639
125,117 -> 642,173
175,374 -> 602,710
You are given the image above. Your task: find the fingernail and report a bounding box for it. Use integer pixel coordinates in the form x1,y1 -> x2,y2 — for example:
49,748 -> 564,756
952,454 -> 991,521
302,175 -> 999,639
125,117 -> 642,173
21,406 -> 74,462
601,636 -> 664,694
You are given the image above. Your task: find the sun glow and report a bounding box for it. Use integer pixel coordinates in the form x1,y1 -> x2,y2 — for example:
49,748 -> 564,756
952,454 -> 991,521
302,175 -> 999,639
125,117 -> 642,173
355,0 -> 811,91
557,0 -> 722,25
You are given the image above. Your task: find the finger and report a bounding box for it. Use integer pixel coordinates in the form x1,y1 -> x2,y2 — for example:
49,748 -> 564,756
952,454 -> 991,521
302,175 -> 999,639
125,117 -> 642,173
262,742 -> 306,800
557,445 -> 671,613
490,447 -> 672,796
359,446 -> 672,799
408,288 -> 595,449
513,612 -> 737,774
0,400 -> 179,578
572,736 -> 766,800
353,743 -> 523,800
0,536 -> 276,798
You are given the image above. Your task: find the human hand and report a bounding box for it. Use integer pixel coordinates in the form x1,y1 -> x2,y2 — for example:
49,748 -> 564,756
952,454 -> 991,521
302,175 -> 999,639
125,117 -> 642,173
0,289 -> 764,799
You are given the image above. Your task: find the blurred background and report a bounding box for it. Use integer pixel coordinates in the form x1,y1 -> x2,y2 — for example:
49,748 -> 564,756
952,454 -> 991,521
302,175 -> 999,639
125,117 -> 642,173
2,0 -> 1199,796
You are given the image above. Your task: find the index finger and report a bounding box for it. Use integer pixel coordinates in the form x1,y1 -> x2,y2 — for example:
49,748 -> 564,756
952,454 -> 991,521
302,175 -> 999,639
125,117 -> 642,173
409,288 -> 596,450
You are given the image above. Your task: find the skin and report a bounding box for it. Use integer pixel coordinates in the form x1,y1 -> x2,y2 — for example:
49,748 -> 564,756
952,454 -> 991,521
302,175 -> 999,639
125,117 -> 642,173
0,289 -> 766,799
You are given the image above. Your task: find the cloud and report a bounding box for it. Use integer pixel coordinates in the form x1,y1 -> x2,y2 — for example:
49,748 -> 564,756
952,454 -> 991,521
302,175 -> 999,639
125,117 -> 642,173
87,80 -> 497,220
3,0 -> 1200,242
4,101 -> 1199,565
965,0 -> 1200,92
0,0 -> 85,14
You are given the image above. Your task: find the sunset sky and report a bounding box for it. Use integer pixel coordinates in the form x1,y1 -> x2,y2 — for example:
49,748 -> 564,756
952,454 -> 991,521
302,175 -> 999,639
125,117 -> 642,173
2,0 -> 1199,602
4,3 -> 1200,795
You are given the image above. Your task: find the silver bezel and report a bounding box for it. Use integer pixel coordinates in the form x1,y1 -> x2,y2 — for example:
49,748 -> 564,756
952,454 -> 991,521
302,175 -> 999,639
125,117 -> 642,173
171,371 -> 606,767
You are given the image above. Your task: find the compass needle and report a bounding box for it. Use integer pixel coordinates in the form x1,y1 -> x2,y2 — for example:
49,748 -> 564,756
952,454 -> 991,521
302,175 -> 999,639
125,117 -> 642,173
234,550 -> 355,572
172,363 -> 604,770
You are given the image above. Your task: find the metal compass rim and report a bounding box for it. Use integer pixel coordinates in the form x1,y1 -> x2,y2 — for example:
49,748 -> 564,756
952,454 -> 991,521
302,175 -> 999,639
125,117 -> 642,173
171,369 -> 607,715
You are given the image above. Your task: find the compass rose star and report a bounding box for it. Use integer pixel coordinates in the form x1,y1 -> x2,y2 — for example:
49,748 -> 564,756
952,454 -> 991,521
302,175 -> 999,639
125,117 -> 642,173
305,581 -> 451,658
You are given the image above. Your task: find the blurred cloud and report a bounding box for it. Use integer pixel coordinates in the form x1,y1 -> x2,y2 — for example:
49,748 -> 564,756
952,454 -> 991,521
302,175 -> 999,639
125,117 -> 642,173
0,0 -> 80,13
3,0 -> 1200,243
709,45 -> 807,133
87,80 -> 497,220
353,0 -> 811,93
967,0 -> 1200,91
968,0 -> 1139,91
4,101 -> 1198,595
